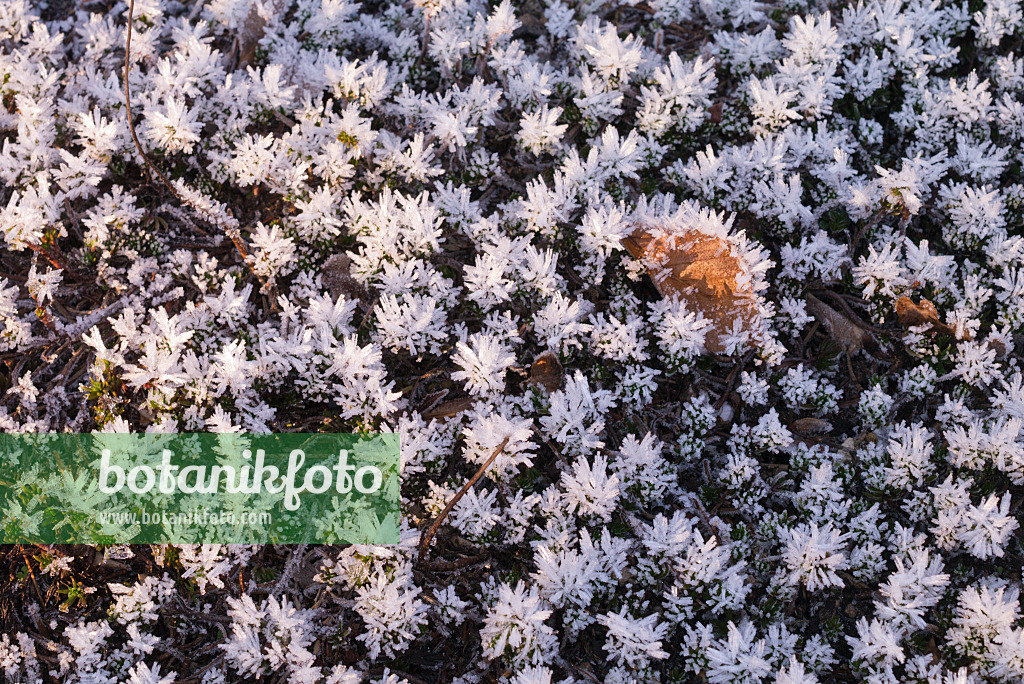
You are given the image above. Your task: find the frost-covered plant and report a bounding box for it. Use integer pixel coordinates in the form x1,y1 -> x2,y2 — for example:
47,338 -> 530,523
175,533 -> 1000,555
2,0 -> 1024,681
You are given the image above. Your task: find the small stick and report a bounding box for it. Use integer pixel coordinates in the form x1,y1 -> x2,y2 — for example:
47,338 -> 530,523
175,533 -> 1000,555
124,1 -> 255,272
272,543 -> 307,598
419,552 -> 489,572
417,437 -> 509,561
24,557 -> 45,606
124,0 -> 188,207
187,0 -> 206,22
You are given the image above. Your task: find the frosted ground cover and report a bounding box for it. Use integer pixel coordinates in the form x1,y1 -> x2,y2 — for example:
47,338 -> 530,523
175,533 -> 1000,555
1,0 -> 1024,681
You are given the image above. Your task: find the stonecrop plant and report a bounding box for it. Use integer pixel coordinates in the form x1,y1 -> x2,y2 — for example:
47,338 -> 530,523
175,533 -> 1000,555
1,0 -> 1024,681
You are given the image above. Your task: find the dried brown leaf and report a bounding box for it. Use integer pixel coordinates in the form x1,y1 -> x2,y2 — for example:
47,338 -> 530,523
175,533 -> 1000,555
789,417 -> 833,435
421,397 -> 475,421
708,102 -> 723,123
895,296 -> 962,338
417,388 -> 449,415
623,225 -> 760,354
237,5 -> 266,68
528,351 -> 563,392
322,253 -> 370,309
806,294 -> 875,353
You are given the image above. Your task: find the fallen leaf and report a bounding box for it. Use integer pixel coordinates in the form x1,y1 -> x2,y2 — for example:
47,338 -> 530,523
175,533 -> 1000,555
622,224 -> 761,353
321,253 -> 370,309
989,335 -> 1010,359
806,294 -> 876,354
838,432 -> 878,459
417,388 -> 449,415
895,296 -> 938,324
421,397 -> 476,421
528,351 -> 563,392
708,102 -> 723,123
895,296 -> 962,339
789,417 -> 833,435
237,4 -> 266,68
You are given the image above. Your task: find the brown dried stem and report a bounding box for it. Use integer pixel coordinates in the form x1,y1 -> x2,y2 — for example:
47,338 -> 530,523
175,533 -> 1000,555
124,0 -> 188,207
417,436 -> 509,561
124,1 -> 254,270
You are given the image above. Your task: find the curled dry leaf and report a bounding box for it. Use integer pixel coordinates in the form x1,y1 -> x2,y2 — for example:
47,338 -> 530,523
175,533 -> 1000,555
805,294 -> 876,354
622,224 -> 761,354
321,253 -> 371,310
417,388 -> 449,415
528,351 -> 564,392
708,102 -> 724,123
895,296 -> 963,339
789,417 -> 833,436
237,1 -> 270,68
421,396 -> 476,421
235,0 -> 291,67
838,432 -> 878,459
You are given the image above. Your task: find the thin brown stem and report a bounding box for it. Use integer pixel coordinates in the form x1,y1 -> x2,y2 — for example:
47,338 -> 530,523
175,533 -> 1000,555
124,0 -> 187,206
124,1 -> 255,272
29,243 -> 68,270
417,436 -> 509,562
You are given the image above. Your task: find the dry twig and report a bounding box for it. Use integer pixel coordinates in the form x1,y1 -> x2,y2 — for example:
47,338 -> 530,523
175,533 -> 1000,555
124,1 -> 254,267
417,436 -> 509,562
124,0 -> 189,208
